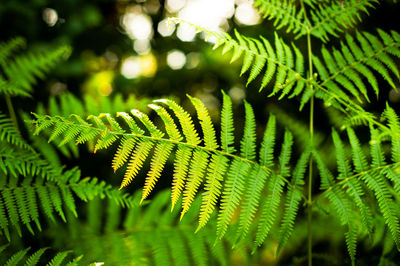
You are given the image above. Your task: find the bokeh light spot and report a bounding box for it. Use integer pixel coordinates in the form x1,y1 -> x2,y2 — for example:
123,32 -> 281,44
158,19 -> 176,37
122,13 -> 153,40
167,50 -> 186,70
43,8 -> 58,27
235,2 -> 261,25
121,56 -> 142,79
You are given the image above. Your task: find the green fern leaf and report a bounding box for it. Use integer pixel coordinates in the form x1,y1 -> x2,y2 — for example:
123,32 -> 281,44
25,248 -> 48,266
148,104 -> 182,141
254,173 -> 285,248
308,0 -> 377,41
277,148 -> 310,254
154,99 -> 201,145
47,251 -> 71,266
217,159 -> 251,239
5,248 -> 30,266
240,101 -> 256,160
181,149 -> 209,219
142,142 -> 174,202
121,140 -> 154,189
220,90 -> 235,154
254,0 -> 308,37
131,109 -> 164,138
197,154 -> 229,231
236,165 -> 270,241
171,146 -> 193,210
332,129 -> 373,234
259,114 -> 276,167
188,95 -> 218,150
112,136 -> 137,172
347,127 -> 400,249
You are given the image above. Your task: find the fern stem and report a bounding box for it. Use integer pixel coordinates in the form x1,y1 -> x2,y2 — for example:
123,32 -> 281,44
5,95 -> 19,130
307,96 -> 314,266
306,21 -> 314,266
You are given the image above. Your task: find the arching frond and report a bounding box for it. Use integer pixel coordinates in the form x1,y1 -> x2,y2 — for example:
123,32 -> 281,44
0,165 -> 132,240
0,113 -> 32,150
313,123 -> 400,260
31,93 -> 299,244
0,246 -> 82,266
315,30 -> 400,102
308,0 -> 378,41
51,189 -> 254,266
253,0 -> 308,37
0,39 -> 70,97
171,19 -> 307,99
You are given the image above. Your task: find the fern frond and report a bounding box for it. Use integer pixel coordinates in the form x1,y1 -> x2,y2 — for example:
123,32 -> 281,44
111,136 -> 137,172
63,190 -> 245,265
347,128 -> 400,249
31,93 -> 300,244
308,0 -> 378,41
277,147 -> 311,254
188,95 -> 218,150
253,0 -> 308,37
0,37 -> 25,64
171,146 -> 193,210
382,104 -> 400,163
331,129 -> 373,235
171,19 -> 307,98
254,131 -> 293,248
122,140 -> 154,188
317,30 -> 400,101
236,165 -> 270,242
154,99 -> 200,145
0,45 -> 70,97
254,173 -> 285,248
0,164 -> 133,240
0,113 -> 31,150
0,246 -> 82,266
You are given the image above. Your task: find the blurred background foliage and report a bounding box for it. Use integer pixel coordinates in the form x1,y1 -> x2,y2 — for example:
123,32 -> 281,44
1,0 -> 400,264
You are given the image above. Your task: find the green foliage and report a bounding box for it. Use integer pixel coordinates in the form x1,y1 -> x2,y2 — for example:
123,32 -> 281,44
31,94 -> 302,244
0,37 -> 70,98
0,246 -> 83,266
2,0 -> 400,265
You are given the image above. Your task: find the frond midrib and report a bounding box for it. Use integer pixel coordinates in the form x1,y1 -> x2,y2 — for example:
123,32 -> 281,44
32,115 -> 305,199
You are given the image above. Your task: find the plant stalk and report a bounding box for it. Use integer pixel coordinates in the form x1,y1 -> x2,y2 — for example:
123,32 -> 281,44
5,95 -> 19,130
306,28 -> 314,266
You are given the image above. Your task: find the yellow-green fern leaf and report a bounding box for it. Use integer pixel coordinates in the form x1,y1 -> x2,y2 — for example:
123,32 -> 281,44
148,104 -> 182,141
121,140 -> 154,189
188,95 -> 218,150
171,146 -> 193,210
154,99 -> 201,145
141,142 -> 174,203
197,154 -> 229,232
181,149 -> 209,219
112,136 -> 137,172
